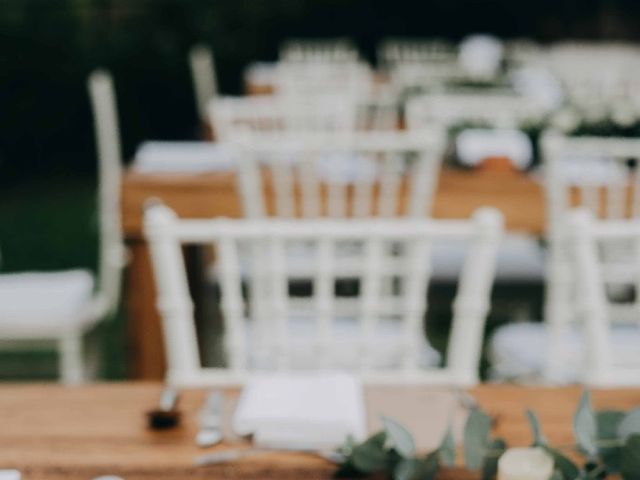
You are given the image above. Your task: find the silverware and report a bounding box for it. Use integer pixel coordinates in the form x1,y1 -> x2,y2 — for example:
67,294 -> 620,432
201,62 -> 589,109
195,390 -> 223,448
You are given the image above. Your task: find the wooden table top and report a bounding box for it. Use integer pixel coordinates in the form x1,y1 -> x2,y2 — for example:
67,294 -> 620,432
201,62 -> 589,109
0,383 -> 637,480
121,167 -> 546,239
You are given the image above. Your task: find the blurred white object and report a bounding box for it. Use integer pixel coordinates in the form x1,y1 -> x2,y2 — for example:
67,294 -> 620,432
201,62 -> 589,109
458,34 -> 504,79
189,44 -> 218,123
432,233 -> 544,283
133,141 -> 235,173
497,447 -> 553,480
244,62 -> 277,91
406,92 -> 548,130
377,38 -> 456,68
144,204 -> 502,387
0,70 -> 125,384
491,133 -> 640,385
234,130 -> 445,218
456,129 -> 533,169
0,470 -> 20,480
279,38 -> 359,63
232,372 -> 366,450
209,95 -> 357,140
511,67 -> 564,109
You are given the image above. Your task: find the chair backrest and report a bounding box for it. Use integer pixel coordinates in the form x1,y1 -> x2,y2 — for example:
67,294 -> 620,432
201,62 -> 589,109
273,60 -> 373,98
144,204 -> 502,387
569,209 -> 640,386
87,70 -> 126,317
541,132 -> 640,378
542,131 -> 640,240
406,92 -> 548,130
279,38 -> 359,63
378,38 -> 456,68
233,130 -> 445,219
209,95 -> 357,140
189,44 -> 218,123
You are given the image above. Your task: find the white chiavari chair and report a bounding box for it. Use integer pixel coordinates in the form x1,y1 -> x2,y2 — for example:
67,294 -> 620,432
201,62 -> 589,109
279,38 -> 359,63
209,95 -> 358,141
144,204 -> 502,387
491,131 -> 640,383
569,209 -> 640,387
377,38 -> 456,69
0,70 -> 126,383
233,129 -> 445,220
189,44 -> 219,124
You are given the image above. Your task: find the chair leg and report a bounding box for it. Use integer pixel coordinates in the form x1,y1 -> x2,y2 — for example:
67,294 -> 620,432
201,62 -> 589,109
59,334 -> 85,385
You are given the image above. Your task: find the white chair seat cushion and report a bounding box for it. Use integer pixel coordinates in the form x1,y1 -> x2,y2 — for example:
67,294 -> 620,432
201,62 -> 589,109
245,314 -> 441,371
0,270 -> 94,336
431,233 -> 544,283
489,322 -> 640,383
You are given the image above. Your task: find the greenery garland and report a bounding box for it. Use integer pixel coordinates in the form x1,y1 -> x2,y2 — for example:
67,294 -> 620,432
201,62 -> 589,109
333,390 -> 640,480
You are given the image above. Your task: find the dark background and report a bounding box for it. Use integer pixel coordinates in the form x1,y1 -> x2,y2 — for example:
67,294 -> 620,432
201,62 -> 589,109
2,0 -> 640,183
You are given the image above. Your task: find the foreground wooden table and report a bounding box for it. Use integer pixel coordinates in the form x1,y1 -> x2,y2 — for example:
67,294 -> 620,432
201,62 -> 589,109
121,167 -> 545,379
0,383 -> 637,480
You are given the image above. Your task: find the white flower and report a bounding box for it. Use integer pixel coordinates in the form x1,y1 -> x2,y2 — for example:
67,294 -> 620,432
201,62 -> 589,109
551,107 -> 580,133
497,447 -> 554,480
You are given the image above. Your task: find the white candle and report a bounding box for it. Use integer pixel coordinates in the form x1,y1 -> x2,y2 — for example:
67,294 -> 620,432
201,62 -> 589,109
498,447 -> 554,480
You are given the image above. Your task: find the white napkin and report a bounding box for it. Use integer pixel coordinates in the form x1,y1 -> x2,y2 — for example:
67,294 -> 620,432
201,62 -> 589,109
232,372 -> 366,450
458,34 -> 503,79
132,141 -> 236,173
0,471 -> 20,480
456,128 -> 533,169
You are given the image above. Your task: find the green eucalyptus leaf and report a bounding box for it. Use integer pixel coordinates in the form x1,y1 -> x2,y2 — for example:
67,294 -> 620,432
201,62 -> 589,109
574,390 -> 598,458
438,420 -> 456,467
464,408 -> 492,470
481,438 -> 507,480
597,410 -> 626,473
351,431 -> 388,473
618,409 -> 640,441
382,416 -> 417,458
621,434 -> 640,480
550,470 -> 565,480
394,458 -> 420,480
544,446 -> 580,480
526,409 -> 547,446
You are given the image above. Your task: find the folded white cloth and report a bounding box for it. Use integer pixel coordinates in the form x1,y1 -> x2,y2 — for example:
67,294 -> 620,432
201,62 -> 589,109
232,372 -> 366,450
132,142 -> 236,173
458,34 -> 503,78
456,128 -> 533,169
0,471 -> 20,480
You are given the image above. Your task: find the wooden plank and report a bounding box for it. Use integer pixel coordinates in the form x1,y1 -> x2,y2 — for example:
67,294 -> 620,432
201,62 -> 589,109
0,383 -> 637,479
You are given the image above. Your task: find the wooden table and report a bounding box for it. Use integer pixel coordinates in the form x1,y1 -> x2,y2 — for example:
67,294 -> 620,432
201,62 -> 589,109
121,167 -> 545,379
0,383 -> 637,479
